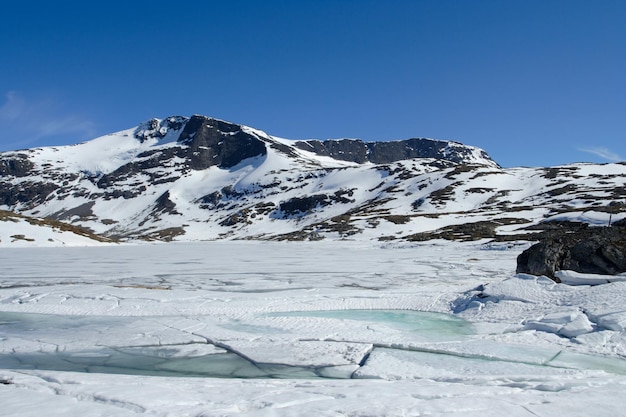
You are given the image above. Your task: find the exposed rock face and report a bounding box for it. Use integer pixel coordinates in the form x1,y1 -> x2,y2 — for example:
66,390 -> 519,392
177,115 -> 267,170
0,181 -> 59,208
516,221 -> 626,280
0,154 -> 34,177
294,138 -> 497,166
276,190 -> 355,218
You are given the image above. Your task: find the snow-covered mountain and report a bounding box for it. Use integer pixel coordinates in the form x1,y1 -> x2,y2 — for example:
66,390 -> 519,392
1,114 -> 624,243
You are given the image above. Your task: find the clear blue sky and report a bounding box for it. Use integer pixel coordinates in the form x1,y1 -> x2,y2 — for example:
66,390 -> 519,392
1,0 -> 624,167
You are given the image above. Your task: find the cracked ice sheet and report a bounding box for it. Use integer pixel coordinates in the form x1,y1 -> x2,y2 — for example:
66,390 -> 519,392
217,340 -> 373,368
0,313 -> 210,352
355,347 -> 592,382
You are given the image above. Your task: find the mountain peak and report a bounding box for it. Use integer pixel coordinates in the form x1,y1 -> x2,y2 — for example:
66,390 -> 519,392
134,116 -> 188,143
122,114 -> 500,169
9,114 -> 603,243
127,114 -> 499,167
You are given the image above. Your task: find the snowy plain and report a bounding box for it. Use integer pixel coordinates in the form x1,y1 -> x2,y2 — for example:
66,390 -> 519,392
2,240 -> 626,416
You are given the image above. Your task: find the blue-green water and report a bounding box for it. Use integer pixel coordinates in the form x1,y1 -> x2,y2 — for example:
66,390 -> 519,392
5,310 -> 625,378
269,309 -> 473,339
0,311 -> 356,379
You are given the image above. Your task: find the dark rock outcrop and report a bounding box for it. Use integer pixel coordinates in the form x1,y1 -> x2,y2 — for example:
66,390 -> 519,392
276,189 -> 356,218
0,181 -> 59,208
0,154 -> 34,177
294,138 -> 497,166
295,139 -> 369,163
516,221 -> 626,280
153,191 -> 180,216
177,115 -> 267,170
277,195 -> 331,216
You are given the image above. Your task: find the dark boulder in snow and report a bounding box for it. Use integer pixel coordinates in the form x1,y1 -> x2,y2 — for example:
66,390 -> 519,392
516,221 -> 626,281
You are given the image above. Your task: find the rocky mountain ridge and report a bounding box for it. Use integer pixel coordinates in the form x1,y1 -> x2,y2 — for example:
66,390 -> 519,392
1,115 -> 625,243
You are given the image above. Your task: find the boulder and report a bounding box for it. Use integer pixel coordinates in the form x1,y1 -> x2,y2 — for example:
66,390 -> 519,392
516,222 -> 626,281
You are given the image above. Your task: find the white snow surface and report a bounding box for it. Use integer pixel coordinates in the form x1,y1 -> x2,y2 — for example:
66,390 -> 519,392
2,240 -> 626,416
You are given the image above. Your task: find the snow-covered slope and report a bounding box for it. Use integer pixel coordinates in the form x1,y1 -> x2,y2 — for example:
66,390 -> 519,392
1,115 -> 624,242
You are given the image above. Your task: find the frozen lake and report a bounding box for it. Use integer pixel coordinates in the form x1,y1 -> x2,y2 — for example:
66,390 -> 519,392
2,240 -> 626,416
0,309 -> 471,379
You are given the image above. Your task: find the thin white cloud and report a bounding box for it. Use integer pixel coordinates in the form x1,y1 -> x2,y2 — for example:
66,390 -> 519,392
0,91 -> 26,121
578,147 -> 622,162
0,91 -> 97,150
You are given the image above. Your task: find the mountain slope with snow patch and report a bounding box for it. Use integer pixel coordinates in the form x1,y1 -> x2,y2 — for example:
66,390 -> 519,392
1,115 -> 624,242
0,210 -> 113,247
